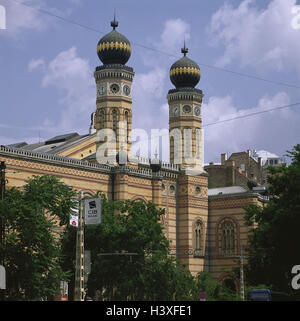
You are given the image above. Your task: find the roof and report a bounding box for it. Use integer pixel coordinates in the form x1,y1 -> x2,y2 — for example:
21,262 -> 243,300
251,150 -> 281,166
208,186 -> 247,196
8,132 -> 94,155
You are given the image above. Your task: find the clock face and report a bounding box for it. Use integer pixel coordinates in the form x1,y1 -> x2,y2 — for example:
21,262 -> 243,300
194,106 -> 200,116
110,83 -> 120,94
172,106 -> 179,116
98,84 -> 106,96
123,85 -> 130,96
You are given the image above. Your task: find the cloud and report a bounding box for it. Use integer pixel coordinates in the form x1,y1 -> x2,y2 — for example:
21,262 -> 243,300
1,0 -> 81,37
207,0 -> 300,74
141,18 -> 191,68
28,58 -> 45,72
31,47 -> 95,133
132,67 -> 167,131
2,0 -> 51,36
131,18 -> 191,159
202,91 -> 300,162
159,18 -> 191,54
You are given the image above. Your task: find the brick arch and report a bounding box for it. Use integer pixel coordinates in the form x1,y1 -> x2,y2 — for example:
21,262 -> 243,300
218,271 -> 239,292
215,216 -> 240,256
75,189 -> 95,197
131,195 -> 147,203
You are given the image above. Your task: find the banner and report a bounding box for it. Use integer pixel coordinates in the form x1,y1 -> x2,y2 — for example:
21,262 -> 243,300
84,198 -> 101,225
69,214 -> 78,227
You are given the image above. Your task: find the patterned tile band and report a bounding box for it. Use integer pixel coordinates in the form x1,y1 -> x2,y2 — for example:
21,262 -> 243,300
97,41 -> 131,53
170,67 -> 201,77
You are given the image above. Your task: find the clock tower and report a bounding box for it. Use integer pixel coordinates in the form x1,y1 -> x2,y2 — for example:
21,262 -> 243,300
94,15 -> 134,162
168,44 -> 204,171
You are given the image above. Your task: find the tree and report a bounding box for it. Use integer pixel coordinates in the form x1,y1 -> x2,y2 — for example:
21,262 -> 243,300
62,195 -> 196,301
0,175 -> 76,300
244,145 -> 300,294
192,272 -> 240,301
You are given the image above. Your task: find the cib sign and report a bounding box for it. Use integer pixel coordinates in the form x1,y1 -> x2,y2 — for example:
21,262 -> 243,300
84,198 -> 101,225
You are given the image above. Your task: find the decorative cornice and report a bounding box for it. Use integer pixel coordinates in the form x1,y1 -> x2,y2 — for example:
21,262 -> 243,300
0,145 -> 181,180
0,145 -> 112,173
208,191 -> 265,200
94,65 -> 134,81
167,88 -> 203,103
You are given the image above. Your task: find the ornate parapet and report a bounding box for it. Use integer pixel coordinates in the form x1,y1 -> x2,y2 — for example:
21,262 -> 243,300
0,145 -> 112,173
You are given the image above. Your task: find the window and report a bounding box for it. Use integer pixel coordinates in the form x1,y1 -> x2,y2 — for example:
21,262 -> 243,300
195,220 -> 203,250
219,219 -> 236,256
112,109 -> 117,134
124,110 -> 129,143
194,219 -> 204,257
99,110 -> 105,129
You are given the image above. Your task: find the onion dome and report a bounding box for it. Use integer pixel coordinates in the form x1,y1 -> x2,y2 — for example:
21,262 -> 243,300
169,43 -> 200,89
97,14 -> 131,65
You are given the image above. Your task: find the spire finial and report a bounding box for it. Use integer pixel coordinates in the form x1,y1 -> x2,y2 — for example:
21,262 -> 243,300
111,9 -> 118,30
181,38 -> 188,56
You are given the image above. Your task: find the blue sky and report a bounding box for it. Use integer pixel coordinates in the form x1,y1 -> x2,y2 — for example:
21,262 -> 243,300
0,0 -> 300,163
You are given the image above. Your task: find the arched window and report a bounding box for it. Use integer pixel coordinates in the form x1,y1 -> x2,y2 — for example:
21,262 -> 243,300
99,110 -> 105,129
183,127 -> 192,160
219,219 -> 236,256
112,109 -> 117,134
194,219 -> 204,256
124,110 -> 129,143
195,128 -> 202,160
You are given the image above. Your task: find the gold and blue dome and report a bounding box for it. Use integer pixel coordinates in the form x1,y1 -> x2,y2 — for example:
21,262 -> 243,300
97,16 -> 131,65
170,44 -> 200,89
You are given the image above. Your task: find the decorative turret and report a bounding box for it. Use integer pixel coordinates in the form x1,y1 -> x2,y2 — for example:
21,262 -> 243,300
97,14 -> 131,65
169,43 -> 200,89
167,43 -> 204,171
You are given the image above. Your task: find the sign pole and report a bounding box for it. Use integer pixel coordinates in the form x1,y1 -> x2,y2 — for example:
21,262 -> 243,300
74,191 -> 85,301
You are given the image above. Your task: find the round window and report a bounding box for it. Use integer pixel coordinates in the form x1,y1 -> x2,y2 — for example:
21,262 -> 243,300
183,105 -> 192,113
169,185 -> 175,194
195,186 -> 201,195
110,83 -> 120,94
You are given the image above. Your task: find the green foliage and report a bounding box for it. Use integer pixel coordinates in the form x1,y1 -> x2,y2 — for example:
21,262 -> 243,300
61,194 -> 245,301
0,175 -> 76,300
62,195 -> 197,301
87,197 -> 194,300
192,272 -> 240,301
244,145 -> 300,294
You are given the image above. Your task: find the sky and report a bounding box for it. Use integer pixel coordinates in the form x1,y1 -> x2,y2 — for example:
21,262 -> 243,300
0,0 -> 300,164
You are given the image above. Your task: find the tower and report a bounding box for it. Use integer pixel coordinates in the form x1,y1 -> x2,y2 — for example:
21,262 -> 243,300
168,44 -> 208,275
167,43 -> 204,171
94,15 -> 134,162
